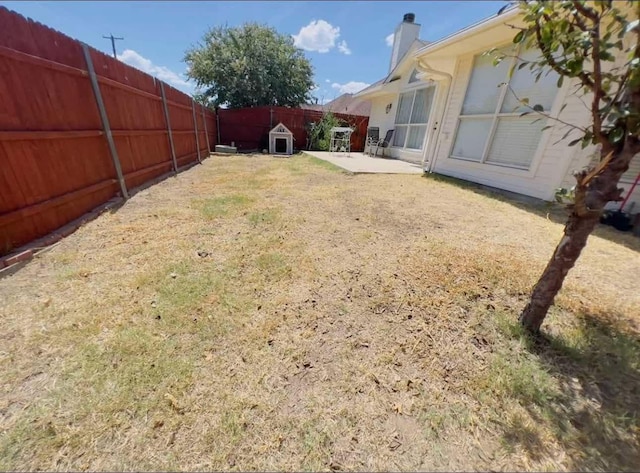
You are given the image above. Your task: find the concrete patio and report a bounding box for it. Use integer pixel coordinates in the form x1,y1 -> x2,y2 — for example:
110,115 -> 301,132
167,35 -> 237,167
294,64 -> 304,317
304,151 -> 424,174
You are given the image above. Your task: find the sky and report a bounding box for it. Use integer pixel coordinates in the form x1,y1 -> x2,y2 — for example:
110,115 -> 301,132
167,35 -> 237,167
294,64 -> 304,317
2,1 -> 507,102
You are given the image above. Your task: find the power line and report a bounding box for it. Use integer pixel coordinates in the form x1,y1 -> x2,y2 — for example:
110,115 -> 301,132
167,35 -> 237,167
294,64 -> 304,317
102,34 -> 124,59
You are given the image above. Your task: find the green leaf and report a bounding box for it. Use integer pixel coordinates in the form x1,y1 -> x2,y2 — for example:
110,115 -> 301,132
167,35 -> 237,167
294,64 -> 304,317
557,75 -> 564,88
533,104 -> 544,112
520,97 -> 530,105
568,138 -> 581,147
610,127 -> 625,143
513,30 -> 524,44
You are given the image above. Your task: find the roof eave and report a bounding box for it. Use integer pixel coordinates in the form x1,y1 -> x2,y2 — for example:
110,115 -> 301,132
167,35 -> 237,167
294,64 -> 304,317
354,85 -> 384,99
414,6 -> 520,57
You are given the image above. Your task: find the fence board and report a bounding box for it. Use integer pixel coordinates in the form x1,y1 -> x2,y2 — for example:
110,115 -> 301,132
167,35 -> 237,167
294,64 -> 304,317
217,106 -> 369,152
0,6 -> 215,256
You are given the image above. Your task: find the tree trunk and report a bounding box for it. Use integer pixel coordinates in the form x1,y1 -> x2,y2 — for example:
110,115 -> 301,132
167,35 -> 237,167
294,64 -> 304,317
520,142 -> 638,333
519,212 -> 600,332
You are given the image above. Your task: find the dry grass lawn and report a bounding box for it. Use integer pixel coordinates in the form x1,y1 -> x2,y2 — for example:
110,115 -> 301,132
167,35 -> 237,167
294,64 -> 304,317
1,153 -> 639,471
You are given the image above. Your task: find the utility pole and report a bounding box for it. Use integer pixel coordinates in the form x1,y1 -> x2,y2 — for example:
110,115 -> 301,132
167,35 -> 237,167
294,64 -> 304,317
102,34 -> 124,59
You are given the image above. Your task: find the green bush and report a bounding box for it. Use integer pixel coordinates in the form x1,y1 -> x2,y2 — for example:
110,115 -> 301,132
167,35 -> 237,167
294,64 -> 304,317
308,112 -> 345,151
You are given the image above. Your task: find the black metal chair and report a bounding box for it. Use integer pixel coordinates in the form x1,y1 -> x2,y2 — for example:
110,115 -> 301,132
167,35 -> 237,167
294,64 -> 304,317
372,129 -> 394,158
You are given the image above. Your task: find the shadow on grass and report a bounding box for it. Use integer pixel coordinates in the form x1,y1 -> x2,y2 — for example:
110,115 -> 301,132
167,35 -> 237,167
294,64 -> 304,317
424,173 -> 640,253
502,313 -> 640,471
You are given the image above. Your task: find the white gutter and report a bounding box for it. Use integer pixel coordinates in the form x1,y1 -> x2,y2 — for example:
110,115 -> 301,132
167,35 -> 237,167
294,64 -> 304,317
415,59 -> 452,173
414,6 -> 520,57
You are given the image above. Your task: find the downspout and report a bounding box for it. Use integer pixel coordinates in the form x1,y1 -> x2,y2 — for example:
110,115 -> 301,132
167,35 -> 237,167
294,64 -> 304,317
415,59 -> 452,173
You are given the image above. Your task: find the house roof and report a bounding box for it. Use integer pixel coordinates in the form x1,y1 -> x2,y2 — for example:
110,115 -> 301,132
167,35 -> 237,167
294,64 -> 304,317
354,38 -> 426,99
325,93 -> 371,116
353,79 -> 384,98
414,6 -> 519,57
300,103 -> 325,112
356,6 -> 521,99
301,93 -> 371,116
385,38 -> 429,83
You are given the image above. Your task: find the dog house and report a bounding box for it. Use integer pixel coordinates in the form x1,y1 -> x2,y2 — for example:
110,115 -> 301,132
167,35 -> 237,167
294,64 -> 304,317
269,122 -> 293,155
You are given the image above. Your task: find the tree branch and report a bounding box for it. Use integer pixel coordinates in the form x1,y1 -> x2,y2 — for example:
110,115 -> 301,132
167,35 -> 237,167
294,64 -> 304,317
504,83 -> 590,133
533,18 -> 595,91
572,1 -> 599,22
589,17 -> 607,147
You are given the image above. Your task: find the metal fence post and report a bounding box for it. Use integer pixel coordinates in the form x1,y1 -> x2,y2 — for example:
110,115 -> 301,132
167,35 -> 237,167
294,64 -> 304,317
82,43 -> 128,199
200,105 -> 211,155
191,100 -> 202,164
160,82 -> 178,174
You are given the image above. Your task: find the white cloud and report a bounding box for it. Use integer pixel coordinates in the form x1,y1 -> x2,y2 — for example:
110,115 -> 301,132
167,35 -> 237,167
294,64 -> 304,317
325,79 -> 330,83
331,81 -> 370,94
337,40 -> 351,55
293,20 -> 340,53
117,49 -> 192,91
385,33 -> 394,47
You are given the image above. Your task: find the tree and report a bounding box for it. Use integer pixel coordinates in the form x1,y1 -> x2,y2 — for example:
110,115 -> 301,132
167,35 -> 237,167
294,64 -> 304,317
192,92 -> 216,109
494,1 -> 640,333
184,23 -> 314,108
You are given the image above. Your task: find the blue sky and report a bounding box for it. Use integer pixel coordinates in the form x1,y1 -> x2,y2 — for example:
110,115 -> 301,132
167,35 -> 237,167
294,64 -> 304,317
2,1 -> 506,101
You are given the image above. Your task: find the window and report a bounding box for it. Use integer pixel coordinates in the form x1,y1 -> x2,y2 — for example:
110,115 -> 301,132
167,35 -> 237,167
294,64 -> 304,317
408,68 -> 420,83
451,46 -> 560,169
393,86 -> 435,150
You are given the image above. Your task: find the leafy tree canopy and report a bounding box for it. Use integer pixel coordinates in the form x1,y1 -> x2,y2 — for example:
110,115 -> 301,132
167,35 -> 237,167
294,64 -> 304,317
185,23 -> 315,109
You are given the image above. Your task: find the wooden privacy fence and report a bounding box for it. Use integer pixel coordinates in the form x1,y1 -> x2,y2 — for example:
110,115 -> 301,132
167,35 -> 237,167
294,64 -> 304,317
217,106 -> 369,152
0,7 -> 216,256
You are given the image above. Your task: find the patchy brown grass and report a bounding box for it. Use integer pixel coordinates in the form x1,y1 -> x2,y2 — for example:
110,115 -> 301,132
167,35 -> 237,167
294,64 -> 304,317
1,153 -> 639,471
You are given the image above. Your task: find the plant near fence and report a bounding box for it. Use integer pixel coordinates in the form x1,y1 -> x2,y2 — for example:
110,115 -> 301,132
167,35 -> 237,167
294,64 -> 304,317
307,112 -> 345,151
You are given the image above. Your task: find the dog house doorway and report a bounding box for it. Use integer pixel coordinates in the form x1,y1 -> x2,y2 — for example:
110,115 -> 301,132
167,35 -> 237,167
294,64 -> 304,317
269,122 -> 293,155
275,137 -> 288,153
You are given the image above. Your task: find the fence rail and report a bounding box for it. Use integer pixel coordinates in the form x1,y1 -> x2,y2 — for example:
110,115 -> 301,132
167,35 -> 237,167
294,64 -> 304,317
0,7 -> 216,256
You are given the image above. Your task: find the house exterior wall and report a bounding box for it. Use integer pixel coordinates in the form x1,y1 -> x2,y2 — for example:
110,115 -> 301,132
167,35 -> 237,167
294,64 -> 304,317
431,54 -> 640,208
366,68 -> 441,163
365,7 -> 640,210
369,93 -> 425,161
368,95 -> 397,147
431,54 -> 572,200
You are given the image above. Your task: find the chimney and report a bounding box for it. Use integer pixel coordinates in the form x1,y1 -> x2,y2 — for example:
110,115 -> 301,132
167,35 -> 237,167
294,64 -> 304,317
389,13 -> 421,72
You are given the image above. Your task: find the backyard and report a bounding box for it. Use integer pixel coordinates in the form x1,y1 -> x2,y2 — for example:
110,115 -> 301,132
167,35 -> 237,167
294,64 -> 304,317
1,153 -> 639,471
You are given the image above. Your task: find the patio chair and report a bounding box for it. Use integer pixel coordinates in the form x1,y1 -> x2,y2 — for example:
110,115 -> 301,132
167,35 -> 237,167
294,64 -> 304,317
364,127 -> 380,156
371,129 -> 394,158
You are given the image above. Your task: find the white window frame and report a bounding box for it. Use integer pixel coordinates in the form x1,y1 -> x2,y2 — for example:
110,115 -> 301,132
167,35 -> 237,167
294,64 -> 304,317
450,44 -> 557,171
392,83 -> 435,152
